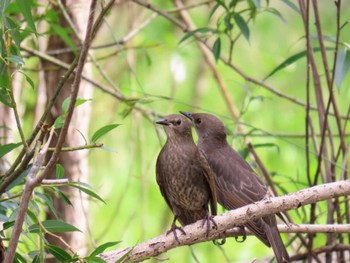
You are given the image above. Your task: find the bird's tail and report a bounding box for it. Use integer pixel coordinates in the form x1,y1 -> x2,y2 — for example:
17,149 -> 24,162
264,215 -> 289,263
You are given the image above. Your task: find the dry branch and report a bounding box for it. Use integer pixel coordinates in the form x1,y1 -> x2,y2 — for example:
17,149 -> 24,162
99,180 -> 350,262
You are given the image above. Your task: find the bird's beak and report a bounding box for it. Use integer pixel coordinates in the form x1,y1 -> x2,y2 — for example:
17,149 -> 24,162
180,111 -> 193,121
155,118 -> 170,126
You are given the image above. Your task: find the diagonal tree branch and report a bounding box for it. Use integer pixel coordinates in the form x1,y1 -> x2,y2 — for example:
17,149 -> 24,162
99,180 -> 350,262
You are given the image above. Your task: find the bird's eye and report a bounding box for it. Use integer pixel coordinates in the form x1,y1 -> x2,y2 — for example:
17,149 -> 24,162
175,119 -> 181,126
195,118 -> 202,124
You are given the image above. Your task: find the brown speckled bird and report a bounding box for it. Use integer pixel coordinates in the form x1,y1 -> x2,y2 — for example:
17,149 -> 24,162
155,114 -> 218,241
181,112 -> 289,263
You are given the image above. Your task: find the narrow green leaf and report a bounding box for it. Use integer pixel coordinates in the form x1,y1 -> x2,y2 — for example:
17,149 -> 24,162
88,241 -> 121,258
178,28 -> 217,45
18,71 -> 34,89
90,124 -> 120,143
28,220 -> 81,233
46,244 -> 72,261
14,252 -> 27,263
215,0 -> 228,11
53,187 -> 72,206
54,115 -> 65,129
35,192 -> 58,218
15,0 -> 37,33
55,164 -> 65,179
32,255 -> 40,263
264,47 -> 334,80
51,24 -> 77,53
209,3 -> 220,20
5,55 -> 24,66
3,220 -> 15,230
335,48 -> 350,90
281,0 -> 300,13
0,86 -> 12,107
0,142 -> 22,158
100,146 -> 118,153
62,97 -> 91,114
233,13 -> 250,42
68,182 -> 106,204
266,8 -> 287,23
212,37 -> 221,62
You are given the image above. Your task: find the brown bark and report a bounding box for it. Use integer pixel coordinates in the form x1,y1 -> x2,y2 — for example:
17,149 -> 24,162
41,0 -> 92,260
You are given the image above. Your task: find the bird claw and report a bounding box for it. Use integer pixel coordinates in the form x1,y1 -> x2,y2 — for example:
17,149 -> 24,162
213,230 -> 226,245
166,223 -> 186,243
234,225 -> 247,243
201,215 -> 217,237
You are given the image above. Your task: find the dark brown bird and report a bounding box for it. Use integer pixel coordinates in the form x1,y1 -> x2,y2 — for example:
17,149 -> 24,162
181,112 -> 289,263
155,114 -> 217,241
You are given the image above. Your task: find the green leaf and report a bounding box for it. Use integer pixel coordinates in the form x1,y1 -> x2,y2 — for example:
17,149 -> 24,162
335,48 -> 350,90
32,255 -> 40,263
49,186 -> 72,205
212,37 -> 221,62
50,24 -> 77,53
266,8 -> 287,23
46,244 -> 72,261
55,164 -> 65,179
35,192 -> 58,218
54,115 -> 65,129
100,146 -> 118,153
233,13 -> 250,42
0,86 -> 12,107
215,0 -> 228,11
3,220 -> 15,230
0,142 -> 22,158
281,0 -> 300,13
68,182 -> 106,204
264,47 -> 334,80
28,220 -> 81,233
14,252 -> 27,263
18,70 -> 34,89
62,97 -> 91,114
15,0 -> 37,33
90,124 -> 120,143
88,241 -> 121,258
5,55 -> 24,66
178,28 -> 217,45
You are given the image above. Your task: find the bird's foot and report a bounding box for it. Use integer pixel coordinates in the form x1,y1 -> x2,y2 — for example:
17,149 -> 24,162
235,225 -> 247,243
166,223 -> 186,243
201,215 -> 217,237
213,230 -> 226,245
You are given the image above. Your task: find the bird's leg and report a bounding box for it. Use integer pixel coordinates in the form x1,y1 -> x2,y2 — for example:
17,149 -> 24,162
235,225 -> 247,243
201,215 -> 217,237
166,216 -> 186,243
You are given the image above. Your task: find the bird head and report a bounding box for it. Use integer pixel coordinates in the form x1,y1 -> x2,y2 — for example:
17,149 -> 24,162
180,111 -> 227,145
155,114 -> 193,141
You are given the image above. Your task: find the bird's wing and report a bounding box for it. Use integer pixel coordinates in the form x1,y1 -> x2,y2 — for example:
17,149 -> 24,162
198,150 -> 217,216
155,152 -> 173,211
207,145 -> 267,208
206,146 -> 271,246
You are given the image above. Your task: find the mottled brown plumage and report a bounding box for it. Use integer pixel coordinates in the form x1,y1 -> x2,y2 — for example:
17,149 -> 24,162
181,112 -> 289,263
155,114 -> 217,241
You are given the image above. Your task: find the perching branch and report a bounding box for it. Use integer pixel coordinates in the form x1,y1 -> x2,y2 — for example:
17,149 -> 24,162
99,180 -> 350,262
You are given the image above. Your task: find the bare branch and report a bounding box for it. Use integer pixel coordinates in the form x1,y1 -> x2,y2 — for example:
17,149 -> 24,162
99,180 -> 350,262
